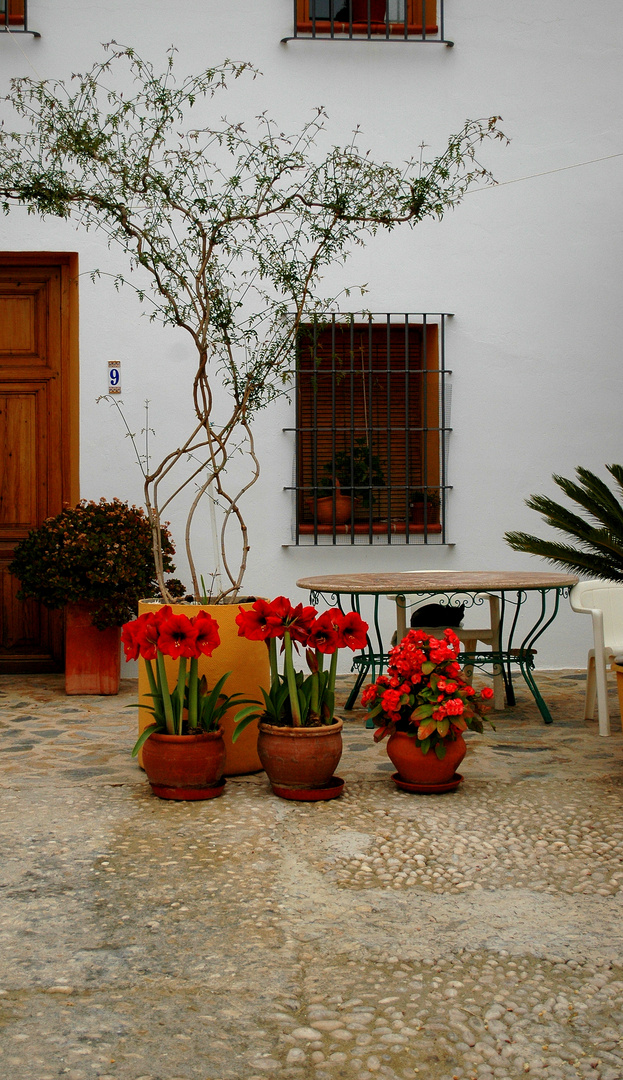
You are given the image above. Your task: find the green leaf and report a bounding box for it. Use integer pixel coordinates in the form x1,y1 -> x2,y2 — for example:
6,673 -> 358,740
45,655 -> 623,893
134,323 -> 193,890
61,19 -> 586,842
411,703 -> 433,720
131,722 -> 161,757
419,736 -> 431,755
232,711 -> 261,743
435,741 -> 447,760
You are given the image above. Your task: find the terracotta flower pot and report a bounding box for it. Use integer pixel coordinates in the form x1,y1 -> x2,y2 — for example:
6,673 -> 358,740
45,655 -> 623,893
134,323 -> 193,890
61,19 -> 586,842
65,602 -> 121,695
316,495 -> 352,525
258,719 -> 343,798
386,730 -> 466,785
141,728 -> 226,800
137,600 -> 269,775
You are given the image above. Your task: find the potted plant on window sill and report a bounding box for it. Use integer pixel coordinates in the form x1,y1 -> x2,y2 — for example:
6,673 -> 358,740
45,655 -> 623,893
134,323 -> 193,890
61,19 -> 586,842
409,488 -> 441,527
233,596 -> 368,799
317,438 -> 386,524
363,627 -> 494,792
8,499 -> 179,695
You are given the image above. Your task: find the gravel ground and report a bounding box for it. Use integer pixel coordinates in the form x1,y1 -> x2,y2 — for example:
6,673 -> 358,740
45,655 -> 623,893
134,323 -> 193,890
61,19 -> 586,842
1,670 -> 622,1080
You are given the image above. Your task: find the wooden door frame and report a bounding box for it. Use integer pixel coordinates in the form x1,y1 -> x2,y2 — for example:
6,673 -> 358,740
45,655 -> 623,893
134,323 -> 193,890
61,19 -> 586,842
0,252 -> 79,670
0,251 -> 80,508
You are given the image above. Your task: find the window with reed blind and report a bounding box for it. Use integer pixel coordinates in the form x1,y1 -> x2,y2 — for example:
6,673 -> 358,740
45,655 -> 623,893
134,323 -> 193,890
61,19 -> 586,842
0,0 -> 39,34
285,0 -> 451,44
289,314 -> 450,545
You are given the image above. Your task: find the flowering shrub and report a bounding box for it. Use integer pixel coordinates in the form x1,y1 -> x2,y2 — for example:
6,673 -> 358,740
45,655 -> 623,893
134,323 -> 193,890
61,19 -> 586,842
123,605 -> 253,754
362,628 -> 494,758
9,499 -> 179,630
233,596 -> 368,735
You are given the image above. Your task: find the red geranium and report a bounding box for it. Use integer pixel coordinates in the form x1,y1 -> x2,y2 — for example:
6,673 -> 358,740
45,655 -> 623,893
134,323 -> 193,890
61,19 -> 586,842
365,627 -> 493,754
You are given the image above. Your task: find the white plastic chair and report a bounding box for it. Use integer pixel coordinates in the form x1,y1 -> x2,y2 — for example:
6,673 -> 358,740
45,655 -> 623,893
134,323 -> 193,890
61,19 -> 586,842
569,581 -> 623,736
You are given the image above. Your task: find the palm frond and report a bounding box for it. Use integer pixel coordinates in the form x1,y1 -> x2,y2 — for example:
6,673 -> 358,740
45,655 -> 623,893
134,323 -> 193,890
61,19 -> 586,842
504,531 -> 623,582
505,464 -> 623,581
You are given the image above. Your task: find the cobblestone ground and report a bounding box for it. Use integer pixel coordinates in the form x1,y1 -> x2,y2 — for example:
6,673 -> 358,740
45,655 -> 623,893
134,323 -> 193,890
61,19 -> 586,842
1,670 -> 623,1080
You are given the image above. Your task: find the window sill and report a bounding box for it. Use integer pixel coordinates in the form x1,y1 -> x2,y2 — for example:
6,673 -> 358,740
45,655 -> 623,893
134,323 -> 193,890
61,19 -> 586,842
295,20 -> 438,33
298,521 -> 442,535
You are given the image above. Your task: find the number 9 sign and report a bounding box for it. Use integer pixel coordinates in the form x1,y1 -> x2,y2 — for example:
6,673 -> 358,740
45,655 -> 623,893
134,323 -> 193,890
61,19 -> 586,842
108,361 -> 121,395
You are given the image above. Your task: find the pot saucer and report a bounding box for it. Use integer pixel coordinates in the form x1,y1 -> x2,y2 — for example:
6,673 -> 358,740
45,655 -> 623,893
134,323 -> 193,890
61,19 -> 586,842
150,779 -> 226,801
391,772 -> 463,794
270,775 -> 344,801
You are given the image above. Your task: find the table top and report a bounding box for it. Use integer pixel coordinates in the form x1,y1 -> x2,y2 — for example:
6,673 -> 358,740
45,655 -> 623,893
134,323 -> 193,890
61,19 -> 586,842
296,571 -> 579,595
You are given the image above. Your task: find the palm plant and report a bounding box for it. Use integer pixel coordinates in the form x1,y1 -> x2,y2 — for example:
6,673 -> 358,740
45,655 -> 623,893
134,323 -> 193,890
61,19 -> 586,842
505,464 -> 623,582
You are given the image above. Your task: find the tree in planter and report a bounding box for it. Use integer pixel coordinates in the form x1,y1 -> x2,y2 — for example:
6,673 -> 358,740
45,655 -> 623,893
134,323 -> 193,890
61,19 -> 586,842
505,464 -> 623,581
0,44 -> 506,602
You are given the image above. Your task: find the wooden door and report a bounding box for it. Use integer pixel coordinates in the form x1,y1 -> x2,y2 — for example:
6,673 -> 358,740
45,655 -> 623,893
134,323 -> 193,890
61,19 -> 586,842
0,255 -> 78,672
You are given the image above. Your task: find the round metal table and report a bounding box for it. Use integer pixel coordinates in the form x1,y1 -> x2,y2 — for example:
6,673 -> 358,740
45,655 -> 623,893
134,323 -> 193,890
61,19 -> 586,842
296,571 -> 578,723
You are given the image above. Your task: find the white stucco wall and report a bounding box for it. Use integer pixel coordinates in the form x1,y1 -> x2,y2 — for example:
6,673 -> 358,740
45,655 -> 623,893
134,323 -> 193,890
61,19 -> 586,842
1,1 -> 621,669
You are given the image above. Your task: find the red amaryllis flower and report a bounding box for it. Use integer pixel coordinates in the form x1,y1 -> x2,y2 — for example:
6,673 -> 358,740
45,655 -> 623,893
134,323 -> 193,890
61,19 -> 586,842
308,610 -> 341,654
134,612 -> 163,660
157,612 -> 199,659
121,617 -> 143,661
266,596 -> 317,644
265,595 -> 292,635
339,611 -> 369,651
192,611 -> 220,656
235,599 -> 273,641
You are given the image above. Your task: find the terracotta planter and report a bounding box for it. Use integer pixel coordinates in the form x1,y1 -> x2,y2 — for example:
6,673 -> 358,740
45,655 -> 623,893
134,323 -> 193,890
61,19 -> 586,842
316,495 -> 352,525
137,600 -> 269,775
386,730 -> 466,785
142,728 -> 226,800
65,603 -> 121,695
258,719 -> 343,798
410,503 -> 440,527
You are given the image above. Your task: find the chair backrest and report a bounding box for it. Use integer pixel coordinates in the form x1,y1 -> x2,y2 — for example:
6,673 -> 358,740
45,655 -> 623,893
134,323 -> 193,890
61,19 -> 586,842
570,581 -> 623,648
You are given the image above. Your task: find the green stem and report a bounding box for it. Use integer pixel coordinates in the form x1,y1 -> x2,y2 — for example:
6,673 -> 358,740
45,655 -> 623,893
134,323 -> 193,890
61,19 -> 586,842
143,658 -> 162,723
326,649 -> 339,724
156,650 -> 175,734
284,632 -> 302,726
187,656 -> 198,729
175,656 -> 187,735
310,650 -> 321,718
268,637 -> 278,689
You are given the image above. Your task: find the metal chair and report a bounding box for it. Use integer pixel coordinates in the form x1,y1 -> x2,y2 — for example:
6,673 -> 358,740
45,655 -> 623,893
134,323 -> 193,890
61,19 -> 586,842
569,581 -> 623,736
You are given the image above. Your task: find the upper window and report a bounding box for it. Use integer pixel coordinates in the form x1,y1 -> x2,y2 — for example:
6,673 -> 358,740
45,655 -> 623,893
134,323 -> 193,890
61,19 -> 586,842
285,0 -> 451,43
288,313 -> 450,545
0,0 -> 39,35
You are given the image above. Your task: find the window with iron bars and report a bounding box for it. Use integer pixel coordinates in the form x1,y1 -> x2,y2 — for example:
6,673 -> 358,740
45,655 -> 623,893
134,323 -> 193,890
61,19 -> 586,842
283,0 -> 452,44
0,0 -> 39,35
287,313 -> 451,545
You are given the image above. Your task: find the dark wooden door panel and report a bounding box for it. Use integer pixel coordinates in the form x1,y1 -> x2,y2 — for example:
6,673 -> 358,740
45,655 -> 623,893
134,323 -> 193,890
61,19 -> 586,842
0,258 -> 76,672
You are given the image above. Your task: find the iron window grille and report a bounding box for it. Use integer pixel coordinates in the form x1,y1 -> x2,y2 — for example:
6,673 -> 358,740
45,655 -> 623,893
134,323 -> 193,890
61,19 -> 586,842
286,313 -> 451,546
0,0 -> 39,35
283,0 -> 452,44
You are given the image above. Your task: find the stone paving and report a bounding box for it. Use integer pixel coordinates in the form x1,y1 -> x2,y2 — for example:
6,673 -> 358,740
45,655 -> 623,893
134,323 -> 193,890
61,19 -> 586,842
1,669 -> 623,1080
